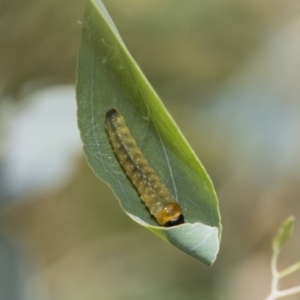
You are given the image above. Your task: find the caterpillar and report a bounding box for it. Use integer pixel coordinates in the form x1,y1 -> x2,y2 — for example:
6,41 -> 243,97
105,108 -> 184,227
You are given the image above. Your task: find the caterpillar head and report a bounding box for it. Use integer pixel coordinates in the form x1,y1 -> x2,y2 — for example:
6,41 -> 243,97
157,203 -> 184,227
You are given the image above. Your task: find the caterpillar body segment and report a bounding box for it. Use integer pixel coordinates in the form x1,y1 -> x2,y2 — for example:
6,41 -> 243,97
105,108 -> 184,227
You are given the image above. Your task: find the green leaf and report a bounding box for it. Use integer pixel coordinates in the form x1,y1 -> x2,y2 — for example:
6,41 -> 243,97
76,0 -> 222,265
272,216 -> 295,254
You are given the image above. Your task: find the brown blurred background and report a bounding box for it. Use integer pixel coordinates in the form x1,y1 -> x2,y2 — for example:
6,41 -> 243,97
1,0 -> 300,299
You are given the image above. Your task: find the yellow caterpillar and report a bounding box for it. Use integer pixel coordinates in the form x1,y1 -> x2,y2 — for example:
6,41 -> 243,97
105,108 -> 184,227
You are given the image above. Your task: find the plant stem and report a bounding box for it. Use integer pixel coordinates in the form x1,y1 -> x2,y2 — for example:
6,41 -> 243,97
265,255 -> 300,299
271,251 -> 279,293
264,251 -> 279,300
275,285 -> 300,298
279,260 -> 300,279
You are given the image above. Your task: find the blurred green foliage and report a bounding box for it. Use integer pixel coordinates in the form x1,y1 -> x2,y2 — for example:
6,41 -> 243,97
1,0 -> 300,299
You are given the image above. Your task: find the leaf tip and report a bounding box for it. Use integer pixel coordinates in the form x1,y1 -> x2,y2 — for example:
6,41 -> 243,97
272,216 -> 295,253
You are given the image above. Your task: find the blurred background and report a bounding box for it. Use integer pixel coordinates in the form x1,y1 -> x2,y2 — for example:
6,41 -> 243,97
1,0 -> 300,299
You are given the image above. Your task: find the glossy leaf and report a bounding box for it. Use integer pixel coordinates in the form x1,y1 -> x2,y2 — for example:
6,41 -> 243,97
76,0 -> 221,265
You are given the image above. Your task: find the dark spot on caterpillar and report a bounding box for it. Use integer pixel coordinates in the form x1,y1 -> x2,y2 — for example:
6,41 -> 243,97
105,108 -> 184,227
164,213 -> 184,227
106,108 -> 118,119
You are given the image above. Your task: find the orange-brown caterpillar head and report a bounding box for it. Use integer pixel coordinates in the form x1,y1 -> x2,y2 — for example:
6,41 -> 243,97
157,203 -> 184,227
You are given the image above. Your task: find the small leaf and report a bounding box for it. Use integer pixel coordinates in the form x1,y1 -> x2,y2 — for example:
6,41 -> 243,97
76,0 -> 222,265
272,216 -> 295,254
